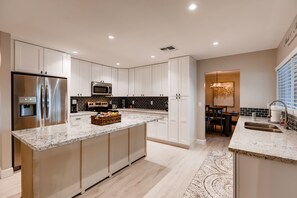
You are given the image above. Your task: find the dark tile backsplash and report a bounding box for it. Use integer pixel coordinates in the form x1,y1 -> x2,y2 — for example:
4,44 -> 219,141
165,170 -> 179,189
240,107 -> 297,131
288,114 -> 297,131
71,96 -> 168,111
240,107 -> 269,117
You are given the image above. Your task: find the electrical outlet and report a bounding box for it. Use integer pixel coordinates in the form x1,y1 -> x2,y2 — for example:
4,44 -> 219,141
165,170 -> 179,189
150,101 -> 153,105
132,100 -> 135,105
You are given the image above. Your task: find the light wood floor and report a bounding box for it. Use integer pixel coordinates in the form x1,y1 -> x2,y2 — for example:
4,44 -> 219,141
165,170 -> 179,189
0,135 -> 230,198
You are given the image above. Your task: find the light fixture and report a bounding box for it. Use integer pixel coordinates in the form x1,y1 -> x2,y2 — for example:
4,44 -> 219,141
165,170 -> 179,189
210,72 -> 223,88
151,55 -> 155,58
116,62 -> 120,66
108,35 -> 115,40
188,3 -> 197,11
213,41 -> 219,46
72,51 -> 78,54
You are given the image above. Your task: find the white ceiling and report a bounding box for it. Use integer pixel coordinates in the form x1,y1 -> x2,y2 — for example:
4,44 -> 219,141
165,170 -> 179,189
0,0 -> 296,68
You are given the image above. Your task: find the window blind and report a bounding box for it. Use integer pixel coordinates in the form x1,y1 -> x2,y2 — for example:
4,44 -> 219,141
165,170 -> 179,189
277,54 -> 297,110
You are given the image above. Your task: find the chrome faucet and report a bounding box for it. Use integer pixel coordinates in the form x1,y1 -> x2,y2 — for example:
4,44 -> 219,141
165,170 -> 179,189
267,100 -> 288,129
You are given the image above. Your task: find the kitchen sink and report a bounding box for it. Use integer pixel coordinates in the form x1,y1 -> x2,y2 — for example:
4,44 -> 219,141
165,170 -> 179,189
244,122 -> 282,133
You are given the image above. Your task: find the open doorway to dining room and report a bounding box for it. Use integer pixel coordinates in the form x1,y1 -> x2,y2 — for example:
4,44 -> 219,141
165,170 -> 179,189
205,70 -> 240,137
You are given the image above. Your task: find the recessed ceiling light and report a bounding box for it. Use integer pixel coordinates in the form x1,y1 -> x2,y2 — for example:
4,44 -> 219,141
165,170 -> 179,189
116,62 -> 120,66
188,3 -> 197,11
108,35 -> 115,40
213,42 -> 219,46
151,55 -> 155,58
73,51 -> 78,54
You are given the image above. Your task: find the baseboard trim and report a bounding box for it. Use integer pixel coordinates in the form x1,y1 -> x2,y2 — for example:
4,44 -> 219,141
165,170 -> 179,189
147,137 -> 190,149
0,167 -> 13,179
195,138 -> 207,145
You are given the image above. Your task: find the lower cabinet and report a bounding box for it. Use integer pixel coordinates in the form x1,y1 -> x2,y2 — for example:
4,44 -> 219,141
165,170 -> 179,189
82,135 -> 109,191
147,116 -> 168,141
110,129 -> 129,174
129,124 -> 146,163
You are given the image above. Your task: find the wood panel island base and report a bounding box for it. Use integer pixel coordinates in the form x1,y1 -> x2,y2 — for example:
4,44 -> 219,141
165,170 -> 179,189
13,114 -> 160,198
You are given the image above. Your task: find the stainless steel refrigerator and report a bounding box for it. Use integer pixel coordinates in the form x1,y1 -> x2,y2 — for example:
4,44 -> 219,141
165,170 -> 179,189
12,73 -> 67,169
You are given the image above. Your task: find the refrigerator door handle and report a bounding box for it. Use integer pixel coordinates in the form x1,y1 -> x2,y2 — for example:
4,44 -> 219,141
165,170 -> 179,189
41,85 -> 44,119
45,84 -> 49,119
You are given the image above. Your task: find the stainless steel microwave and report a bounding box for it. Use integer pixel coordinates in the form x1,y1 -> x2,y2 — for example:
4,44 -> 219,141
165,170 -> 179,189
91,81 -> 112,96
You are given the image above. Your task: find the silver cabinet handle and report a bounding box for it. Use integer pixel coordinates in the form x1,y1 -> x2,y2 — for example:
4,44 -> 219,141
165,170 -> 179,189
41,71 -> 43,74
45,85 -> 49,118
40,85 -> 44,119
45,71 -> 47,74
75,118 -> 81,120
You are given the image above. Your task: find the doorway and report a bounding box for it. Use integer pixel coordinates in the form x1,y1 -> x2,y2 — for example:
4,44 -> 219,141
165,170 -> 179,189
205,70 -> 240,137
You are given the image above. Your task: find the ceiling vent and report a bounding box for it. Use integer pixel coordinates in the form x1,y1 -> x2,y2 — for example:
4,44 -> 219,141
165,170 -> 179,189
160,45 -> 177,52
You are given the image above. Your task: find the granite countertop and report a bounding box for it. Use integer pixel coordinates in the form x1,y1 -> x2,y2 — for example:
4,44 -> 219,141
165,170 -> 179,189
70,111 -> 97,117
116,108 -> 168,115
229,116 -> 297,164
12,114 -> 161,151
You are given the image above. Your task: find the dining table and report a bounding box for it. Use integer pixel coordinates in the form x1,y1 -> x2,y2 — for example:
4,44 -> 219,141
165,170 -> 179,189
206,106 -> 239,136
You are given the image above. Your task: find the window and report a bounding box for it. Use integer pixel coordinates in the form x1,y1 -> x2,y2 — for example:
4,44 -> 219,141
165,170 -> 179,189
277,54 -> 297,110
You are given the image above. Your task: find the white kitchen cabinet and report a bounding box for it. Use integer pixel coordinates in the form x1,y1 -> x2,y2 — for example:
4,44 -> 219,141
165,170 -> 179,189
129,125 -> 146,163
15,41 -> 43,74
91,64 -> 112,83
147,116 -> 168,140
152,63 -> 168,96
70,59 -> 91,97
117,69 -> 129,96
168,56 -> 196,147
102,66 -> 112,83
111,68 -> 118,96
134,66 -> 152,96
15,41 -> 69,77
128,68 -> 135,96
168,97 -> 179,142
168,56 -> 190,97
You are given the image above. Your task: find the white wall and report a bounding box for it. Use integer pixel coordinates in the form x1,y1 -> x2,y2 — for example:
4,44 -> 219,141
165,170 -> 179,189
196,49 -> 277,140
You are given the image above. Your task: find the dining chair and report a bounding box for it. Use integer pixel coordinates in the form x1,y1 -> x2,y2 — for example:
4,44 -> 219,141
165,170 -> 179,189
209,107 -> 225,135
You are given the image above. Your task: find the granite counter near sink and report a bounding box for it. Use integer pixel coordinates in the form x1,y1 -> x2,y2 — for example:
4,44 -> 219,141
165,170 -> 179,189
229,116 -> 297,164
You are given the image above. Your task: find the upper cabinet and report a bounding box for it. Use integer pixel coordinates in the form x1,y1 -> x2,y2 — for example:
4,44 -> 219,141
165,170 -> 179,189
152,63 -> 168,96
14,41 -> 69,78
71,58 -> 91,97
111,68 -> 118,96
128,68 -> 135,96
134,66 -> 152,96
117,69 -> 129,96
168,56 -> 190,97
91,64 -> 112,83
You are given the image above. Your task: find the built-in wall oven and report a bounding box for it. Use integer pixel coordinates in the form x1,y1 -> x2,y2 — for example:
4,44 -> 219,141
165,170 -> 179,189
91,81 -> 112,96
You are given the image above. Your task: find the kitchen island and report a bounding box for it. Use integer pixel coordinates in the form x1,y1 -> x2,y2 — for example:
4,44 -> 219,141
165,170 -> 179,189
12,113 -> 161,198
229,116 -> 297,198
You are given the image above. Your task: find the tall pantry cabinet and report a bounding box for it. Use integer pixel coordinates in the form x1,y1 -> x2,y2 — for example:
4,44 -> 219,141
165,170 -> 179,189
168,56 -> 197,147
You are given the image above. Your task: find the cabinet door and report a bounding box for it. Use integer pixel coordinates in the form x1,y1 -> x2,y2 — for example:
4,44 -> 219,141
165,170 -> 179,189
15,41 -> 43,74
178,97 -> 190,145
128,68 -> 135,96
102,66 -> 112,83
134,67 -> 143,96
162,63 -> 169,96
152,64 -> 163,96
117,69 -> 129,96
43,48 -> 64,77
147,121 -> 157,138
168,97 -> 179,142
168,58 -> 179,97
157,117 -> 168,140
91,63 -> 103,82
111,68 -> 118,96
179,57 -> 190,97
70,59 -> 80,96
79,60 -> 92,96
143,66 -> 152,96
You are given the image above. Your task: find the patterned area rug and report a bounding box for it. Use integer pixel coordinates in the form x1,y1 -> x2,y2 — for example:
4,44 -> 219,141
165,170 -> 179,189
184,150 -> 233,198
